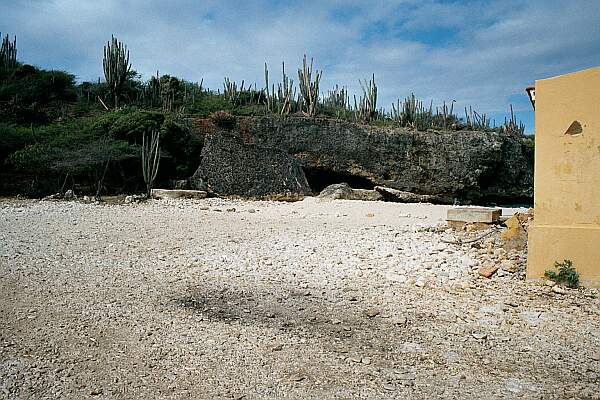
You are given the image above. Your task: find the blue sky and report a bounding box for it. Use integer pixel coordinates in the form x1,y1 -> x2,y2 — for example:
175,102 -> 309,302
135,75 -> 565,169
2,0 -> 600,134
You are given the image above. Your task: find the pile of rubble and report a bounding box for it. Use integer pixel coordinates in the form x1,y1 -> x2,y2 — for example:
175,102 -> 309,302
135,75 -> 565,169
444,206 -> 532,280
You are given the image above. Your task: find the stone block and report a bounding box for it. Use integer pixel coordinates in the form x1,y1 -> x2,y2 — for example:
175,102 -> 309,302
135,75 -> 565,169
447,207 -> 501,223
151,189 -> 207,200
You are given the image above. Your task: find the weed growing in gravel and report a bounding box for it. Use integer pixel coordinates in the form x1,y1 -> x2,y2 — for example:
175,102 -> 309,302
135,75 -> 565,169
545,259 -> 580,288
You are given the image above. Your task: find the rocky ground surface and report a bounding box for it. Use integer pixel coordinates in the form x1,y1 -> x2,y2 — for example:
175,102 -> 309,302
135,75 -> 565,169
1,197 -> 599,399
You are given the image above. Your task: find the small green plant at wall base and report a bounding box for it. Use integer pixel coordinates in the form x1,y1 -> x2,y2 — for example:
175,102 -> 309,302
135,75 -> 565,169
545,259 -> 580,288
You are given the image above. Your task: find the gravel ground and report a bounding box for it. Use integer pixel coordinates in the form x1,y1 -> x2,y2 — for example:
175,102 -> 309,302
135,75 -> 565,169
1,197 -> 599,399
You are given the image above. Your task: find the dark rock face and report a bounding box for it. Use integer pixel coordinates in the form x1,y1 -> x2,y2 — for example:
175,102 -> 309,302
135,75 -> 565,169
191,130 -> 311,197
189,116 -> 533,203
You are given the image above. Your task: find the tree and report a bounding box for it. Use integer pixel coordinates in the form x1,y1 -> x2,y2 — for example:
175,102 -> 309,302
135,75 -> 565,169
103,35 -> 131,109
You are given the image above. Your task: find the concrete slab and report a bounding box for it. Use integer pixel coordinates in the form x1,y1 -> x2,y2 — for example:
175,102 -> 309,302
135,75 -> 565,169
446,207 -> 501,223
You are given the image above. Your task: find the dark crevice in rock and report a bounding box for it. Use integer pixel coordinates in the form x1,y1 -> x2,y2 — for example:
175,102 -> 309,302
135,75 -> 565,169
303,168 -> 374,193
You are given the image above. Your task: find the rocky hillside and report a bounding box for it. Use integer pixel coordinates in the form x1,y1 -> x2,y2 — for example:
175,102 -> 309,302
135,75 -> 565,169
189,116 -> 533,204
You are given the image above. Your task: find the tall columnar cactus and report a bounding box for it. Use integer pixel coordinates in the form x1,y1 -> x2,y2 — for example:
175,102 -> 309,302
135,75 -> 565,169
146,71 -> 162,107
264,63 -> 273,113
297,55 -> 322,117
277,62 -> 294,115
103,35 -> 131,109
0,33 -> 17,70
142,130 -> 161,199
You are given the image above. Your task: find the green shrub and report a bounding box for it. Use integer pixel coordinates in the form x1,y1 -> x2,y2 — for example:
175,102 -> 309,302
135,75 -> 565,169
522,135 -> 534,150
187,92 -> 233,116
232,104 -> 266,116
210,110 -> 236,129
545,259 -> 580,288
105,108 -> 165,140
8,119 -> 136,175
159,116 -> 203,176
0,64 -> 77,124
0,123 -> 37,162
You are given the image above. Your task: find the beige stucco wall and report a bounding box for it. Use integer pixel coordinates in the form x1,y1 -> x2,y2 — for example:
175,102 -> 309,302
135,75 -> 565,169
527,66 -> 600,287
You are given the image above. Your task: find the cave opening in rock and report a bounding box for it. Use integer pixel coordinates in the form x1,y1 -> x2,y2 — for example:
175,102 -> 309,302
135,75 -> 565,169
303,168 -> 375,193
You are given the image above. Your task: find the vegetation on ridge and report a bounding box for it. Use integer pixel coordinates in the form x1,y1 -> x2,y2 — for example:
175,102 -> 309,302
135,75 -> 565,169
0,32 -> 529,197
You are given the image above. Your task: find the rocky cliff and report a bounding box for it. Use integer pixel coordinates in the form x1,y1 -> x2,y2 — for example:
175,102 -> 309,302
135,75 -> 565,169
189,116 -> 533,203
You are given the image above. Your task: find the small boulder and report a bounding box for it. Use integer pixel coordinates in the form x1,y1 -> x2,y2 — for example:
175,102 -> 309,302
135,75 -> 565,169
478,263 -> 499,278
64,189 -> 75,200
318,183 -> 353,200
364,308 -> 380,318
500,216 -> 528,251
552,285 -> 567,295
375,186 -> 447,203
318,183 -> 382,201
499,260 -> 518,273
350,188 -> 383,201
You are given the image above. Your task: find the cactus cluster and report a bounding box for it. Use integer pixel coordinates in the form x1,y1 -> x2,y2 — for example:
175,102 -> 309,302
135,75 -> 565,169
145,72 -> 162,107
437,101 -> 455,131
388,94 -> 522,134
103,35 -> 131,109
464,106 -> 492,130
0,33 -> 17,70
222,77 -> 262,107
297,55 -> 322,117
390,95 -> 461,130
323,85 -> 350,118
94,35 -> 526,134
501,105 -> 525,136
276,62 -> 295,115
324,85 -> 349,108
142,72 -> 203,112
390,93 -> 432,129
354,74 -> 378,122
223,77 -> 242,103
264,62 -> 297,115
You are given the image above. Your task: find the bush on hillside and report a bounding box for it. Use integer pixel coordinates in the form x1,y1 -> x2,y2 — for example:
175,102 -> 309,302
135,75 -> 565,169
0,64 -> 77,124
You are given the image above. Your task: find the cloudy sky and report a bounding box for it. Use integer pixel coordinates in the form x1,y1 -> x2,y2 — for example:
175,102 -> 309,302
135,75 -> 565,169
3,0 -> 600,133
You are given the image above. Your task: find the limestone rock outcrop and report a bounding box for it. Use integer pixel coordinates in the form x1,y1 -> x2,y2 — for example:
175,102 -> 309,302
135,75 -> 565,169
188,116 -> 533,203
191,131 -> 311,197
